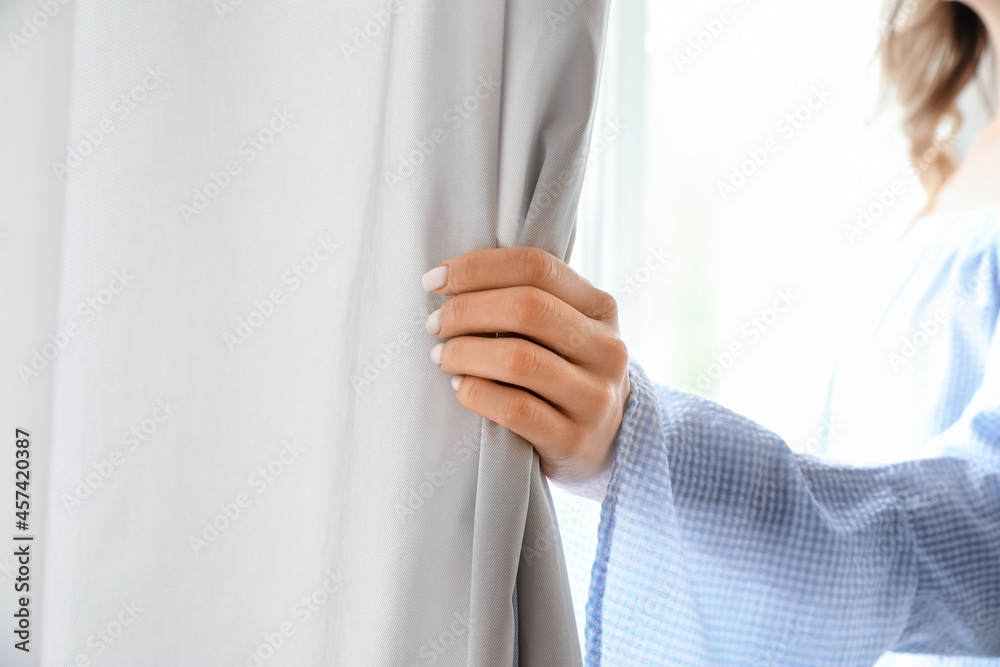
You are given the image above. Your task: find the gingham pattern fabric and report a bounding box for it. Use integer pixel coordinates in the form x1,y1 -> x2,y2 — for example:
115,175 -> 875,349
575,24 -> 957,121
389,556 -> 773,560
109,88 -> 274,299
584,361 -> 1000,665
582,208 -> 1000,666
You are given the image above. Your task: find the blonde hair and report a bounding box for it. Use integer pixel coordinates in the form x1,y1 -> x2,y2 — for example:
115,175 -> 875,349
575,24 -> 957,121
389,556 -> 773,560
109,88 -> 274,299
878,0 -> 991,208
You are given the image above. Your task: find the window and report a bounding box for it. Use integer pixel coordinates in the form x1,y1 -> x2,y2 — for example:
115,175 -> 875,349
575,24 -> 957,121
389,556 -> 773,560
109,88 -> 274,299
554,0 -> 992,646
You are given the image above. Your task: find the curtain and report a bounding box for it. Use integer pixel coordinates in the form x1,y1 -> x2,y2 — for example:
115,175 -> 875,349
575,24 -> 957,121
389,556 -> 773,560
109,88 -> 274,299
1,1 -> 610,665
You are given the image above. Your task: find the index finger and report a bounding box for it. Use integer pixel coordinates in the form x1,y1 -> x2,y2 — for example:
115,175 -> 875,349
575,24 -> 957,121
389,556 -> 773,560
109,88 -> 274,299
421,247 -> 619,322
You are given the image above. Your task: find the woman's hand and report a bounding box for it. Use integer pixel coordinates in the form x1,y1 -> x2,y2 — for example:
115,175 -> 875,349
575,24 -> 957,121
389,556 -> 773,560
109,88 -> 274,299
421,246 -> 631,488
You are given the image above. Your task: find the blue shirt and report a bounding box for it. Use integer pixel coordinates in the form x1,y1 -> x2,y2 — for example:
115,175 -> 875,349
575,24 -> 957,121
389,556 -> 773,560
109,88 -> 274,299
581,206 -> 1000,665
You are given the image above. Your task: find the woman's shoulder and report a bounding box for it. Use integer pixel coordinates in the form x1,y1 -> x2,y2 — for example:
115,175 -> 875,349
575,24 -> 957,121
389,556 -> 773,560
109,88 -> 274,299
892,204 -> 1000,294
911,203 -> 1000,255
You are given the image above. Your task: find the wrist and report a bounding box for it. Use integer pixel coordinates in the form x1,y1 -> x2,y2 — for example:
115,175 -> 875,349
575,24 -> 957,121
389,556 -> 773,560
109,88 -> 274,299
550,385 -> 631,503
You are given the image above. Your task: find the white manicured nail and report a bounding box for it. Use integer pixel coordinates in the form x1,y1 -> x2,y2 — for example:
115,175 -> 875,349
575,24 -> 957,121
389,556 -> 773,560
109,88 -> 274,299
421,266 -> 448,291
425,308 -> 441,335
430,343 -> 444,365
451,375 -> 464,391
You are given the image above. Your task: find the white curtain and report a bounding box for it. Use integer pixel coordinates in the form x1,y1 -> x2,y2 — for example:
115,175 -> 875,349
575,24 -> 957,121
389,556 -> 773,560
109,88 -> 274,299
0,1 -> 610,665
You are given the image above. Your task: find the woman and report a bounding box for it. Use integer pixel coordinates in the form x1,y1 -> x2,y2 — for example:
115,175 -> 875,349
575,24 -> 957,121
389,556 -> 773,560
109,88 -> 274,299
422,0 -> 1000,664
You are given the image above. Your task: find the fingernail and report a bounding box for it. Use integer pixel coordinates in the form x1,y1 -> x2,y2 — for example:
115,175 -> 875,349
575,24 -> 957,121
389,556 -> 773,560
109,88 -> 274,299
451,375 -> 464,391
425,308 -> 441,335
430,343 -> 444,365
421,266 -> 448,291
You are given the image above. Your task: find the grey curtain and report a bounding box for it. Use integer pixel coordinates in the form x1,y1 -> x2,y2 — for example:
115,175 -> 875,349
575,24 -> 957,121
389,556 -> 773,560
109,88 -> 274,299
1,1 -> 610,664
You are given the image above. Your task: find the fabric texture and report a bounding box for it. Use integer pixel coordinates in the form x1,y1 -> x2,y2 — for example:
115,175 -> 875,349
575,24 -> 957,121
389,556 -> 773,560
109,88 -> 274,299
583,206 -> 1000,665
1,1 -> 610,665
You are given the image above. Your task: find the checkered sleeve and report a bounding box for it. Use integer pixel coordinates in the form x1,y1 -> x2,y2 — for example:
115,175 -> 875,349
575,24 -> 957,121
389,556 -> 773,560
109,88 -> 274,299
585,359 -> 1000,666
